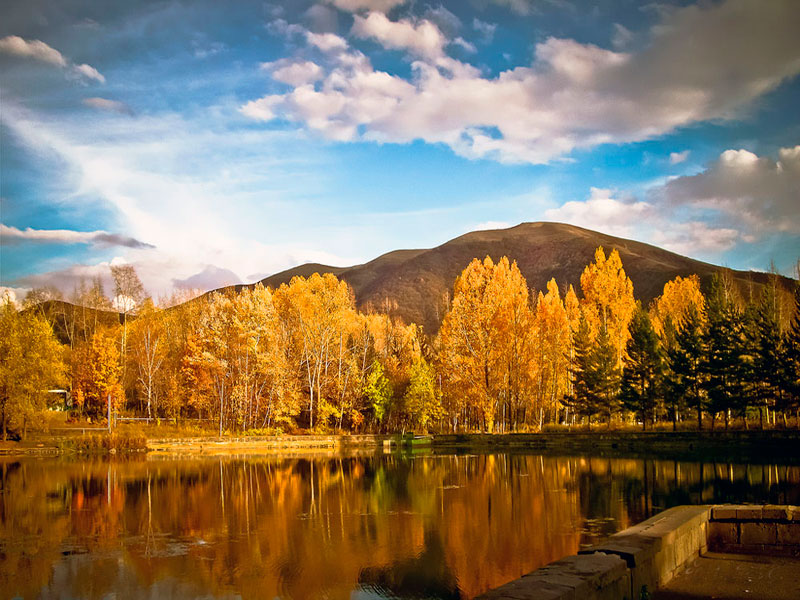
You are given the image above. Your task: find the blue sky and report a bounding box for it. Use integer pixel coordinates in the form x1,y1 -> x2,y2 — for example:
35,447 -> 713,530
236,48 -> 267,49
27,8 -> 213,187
1,0 -> 799,301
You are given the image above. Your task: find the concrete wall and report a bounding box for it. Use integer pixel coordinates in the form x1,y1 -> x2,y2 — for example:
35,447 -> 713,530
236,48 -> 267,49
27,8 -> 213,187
476,504 -> 800,600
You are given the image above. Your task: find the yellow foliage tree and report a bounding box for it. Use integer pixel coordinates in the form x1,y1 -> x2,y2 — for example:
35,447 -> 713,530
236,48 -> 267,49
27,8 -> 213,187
273,273 -> 358,430
438,256 -> 533,432
650,274 -> 706,337
71,327 -> 123,420
0,301 -> 66,439
580,247 -> 636,365
532,279 -> 571,428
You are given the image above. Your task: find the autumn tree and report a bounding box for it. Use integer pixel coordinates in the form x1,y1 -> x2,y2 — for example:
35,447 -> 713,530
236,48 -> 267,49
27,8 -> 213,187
650,275 -> 705,339
437,257 -> 533,432
403,358 -> 442,432
129,299 -> 165,419
110,264 -> 146,396
532,279 -> 571,428
273,273 -> 358,430
0,300 -> 65,439
71,327 -> 124,420
579,247 -> 636,367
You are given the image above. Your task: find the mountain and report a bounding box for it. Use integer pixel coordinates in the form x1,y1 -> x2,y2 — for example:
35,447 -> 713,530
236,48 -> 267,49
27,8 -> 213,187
253,222 -> 795,333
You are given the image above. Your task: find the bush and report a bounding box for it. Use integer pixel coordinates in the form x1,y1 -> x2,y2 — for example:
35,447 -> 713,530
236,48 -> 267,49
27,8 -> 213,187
62,431 -> 148,454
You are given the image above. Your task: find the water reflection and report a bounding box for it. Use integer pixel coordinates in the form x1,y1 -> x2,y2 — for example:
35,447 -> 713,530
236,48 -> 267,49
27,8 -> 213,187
1,454 -> 798,600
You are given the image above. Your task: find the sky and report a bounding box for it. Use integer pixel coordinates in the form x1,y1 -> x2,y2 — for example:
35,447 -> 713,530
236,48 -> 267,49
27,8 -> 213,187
1,0 -> 799,303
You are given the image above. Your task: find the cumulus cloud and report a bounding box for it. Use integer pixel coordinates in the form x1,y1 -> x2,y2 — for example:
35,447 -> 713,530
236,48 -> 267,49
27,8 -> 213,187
247,0 -> 800,164
83,97 -> 133,115
544,145 -> 800,260
0,35 -> 105,83
0,35 -> 66,66
545,188 -> 747,258
306,31 -> 349,52
264,59 -> 324,86
658,145 -> 800,234
351,12 -> 446,59
1,224 -> 154,249
545,188 -> 654,239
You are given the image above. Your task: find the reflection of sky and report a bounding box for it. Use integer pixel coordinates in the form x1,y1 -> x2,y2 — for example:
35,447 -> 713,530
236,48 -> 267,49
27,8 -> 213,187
1,0 -> 799,300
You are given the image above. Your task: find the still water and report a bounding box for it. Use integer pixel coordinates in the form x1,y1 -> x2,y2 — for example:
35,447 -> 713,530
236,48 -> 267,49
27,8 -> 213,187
2,452 -> 799,600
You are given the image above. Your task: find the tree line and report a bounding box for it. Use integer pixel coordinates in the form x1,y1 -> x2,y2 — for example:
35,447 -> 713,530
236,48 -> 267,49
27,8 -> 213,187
2,249 -> 799,438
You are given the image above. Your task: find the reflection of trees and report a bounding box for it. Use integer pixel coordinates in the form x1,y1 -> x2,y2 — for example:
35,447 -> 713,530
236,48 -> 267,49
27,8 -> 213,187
1,455 -> 799,600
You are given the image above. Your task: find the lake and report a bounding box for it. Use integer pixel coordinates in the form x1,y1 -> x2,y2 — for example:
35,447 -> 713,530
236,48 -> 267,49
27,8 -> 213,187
2,452 -> 799,599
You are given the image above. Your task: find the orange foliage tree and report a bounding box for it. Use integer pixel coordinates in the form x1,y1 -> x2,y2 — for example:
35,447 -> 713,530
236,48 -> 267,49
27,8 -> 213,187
438,257 -> 534,432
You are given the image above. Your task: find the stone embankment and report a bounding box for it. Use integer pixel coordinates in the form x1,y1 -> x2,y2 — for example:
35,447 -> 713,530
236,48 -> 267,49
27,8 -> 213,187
477,504 -> 800,600
433,430 -> 800,462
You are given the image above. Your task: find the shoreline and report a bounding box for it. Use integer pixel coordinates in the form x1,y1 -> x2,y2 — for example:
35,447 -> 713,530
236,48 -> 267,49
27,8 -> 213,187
2,430 -> 799,461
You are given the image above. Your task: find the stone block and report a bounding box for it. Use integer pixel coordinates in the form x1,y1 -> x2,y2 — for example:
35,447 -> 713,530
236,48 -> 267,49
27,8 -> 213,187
789,506 -> 800,521
708,521 -> 738,548
762,505 -> 792,520
736,506 -> 764,520
712,505 -> 744,520
777,523 -> 800,545
740,522 -> 777,545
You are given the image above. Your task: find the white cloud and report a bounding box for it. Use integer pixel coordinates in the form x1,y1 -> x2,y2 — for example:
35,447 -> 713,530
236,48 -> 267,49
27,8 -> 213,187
325,0 -> 406,13
265,59 -> 325,86
451,37 -> 477,54
306,31 -> 349,52
659,145 -> 800,234
351,12 -> 446,59
1,224 -> 154,248
545,188 -> 654,239
72,63 -> 105,83
0,35 -> 105,83
248,0 -> 800,164
83,97 -> 133,115
0,35 -> 66,66
669,150 -> 690,164
0,101 -> 359,297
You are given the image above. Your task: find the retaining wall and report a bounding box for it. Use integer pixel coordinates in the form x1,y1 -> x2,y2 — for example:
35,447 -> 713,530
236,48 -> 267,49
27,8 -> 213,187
432,431 -> 800,463
476,504 -> 800,600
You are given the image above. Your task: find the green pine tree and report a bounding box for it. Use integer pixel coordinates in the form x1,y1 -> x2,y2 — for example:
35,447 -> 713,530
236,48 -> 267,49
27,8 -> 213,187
703,274 -> 748,430
779,286 -> 800,426
592,324 -> 622,425
563,316 -> 598,424
666,304 -> 706,430
621,306 -> 664,430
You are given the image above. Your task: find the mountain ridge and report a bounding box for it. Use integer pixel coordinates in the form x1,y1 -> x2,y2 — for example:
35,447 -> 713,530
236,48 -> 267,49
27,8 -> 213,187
251,222 -> 794,333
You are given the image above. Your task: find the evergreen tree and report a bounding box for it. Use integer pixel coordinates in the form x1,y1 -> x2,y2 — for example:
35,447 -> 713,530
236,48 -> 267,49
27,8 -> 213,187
621,306 -> 664,430
666,304 -> 706,429
592,324 -> 622,425
562,316 -> 597,423
780,286 -> 800,425
703,274 -> 748,429
749,285 -> 783,428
